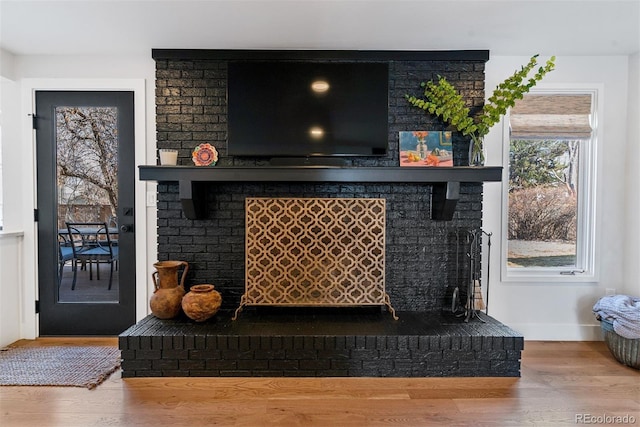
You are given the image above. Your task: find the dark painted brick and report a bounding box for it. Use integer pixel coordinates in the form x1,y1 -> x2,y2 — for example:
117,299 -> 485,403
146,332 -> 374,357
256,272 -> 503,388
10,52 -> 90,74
284,370 -> 317,377
449,335 -> 461,350
471,336 -> 483,350
255,350 -> 286,360
397,336 -> 409,350
514,338 -> 525,351
459,360 -> 491,372
136,370 -> 165,377
216,335 -> 228,350
271,336 -> 283,350
219,370 -> 251,377
184,335 -> 195,349
189,349 -> 219,359
269,359 -> 300,370
206,359 -> 237,370
260,336 -> 271,350
318,349 -> 350,360
152,359 -> 179,370
363,359 -> 393,371
443,350 -> 476,361
319,370 -> 349,377
286,349 -> 318,360
379,349 -> 412,359
506,350 -> 522,361
490,360 -> 522,373
221,350 -> 254,360
254,370 -> 285,377
407,336 -> 419,350
503,336 -> 515,350
482,336 -> 493,350
492,336 -> 504,349
140,336 -> 151,350
476,350 -> 507,361
429,336 -> 441,350
189,370 -> 221,377
293,336 -> 305,350
426,360 -> 459,372
303,336 -> 315,350
350,349 -> 379,360
162,349 -> 189,359
179,359 -> 205,370
300,359 -> 331,370
118,336 -> 129,350
237,359 -> 269,370
136,350 -> 161,360
313,337 -> 325,350
349,368 -> 378,376
120,350 -> 136,360
122,359 -> 152,370
151,335 -> 162,349
460,336 -> 472,351
414,351 -> 443,361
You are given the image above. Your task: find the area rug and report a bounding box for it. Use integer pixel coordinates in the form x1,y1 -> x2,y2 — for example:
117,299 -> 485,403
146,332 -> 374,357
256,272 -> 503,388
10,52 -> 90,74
0,346 -> 120,389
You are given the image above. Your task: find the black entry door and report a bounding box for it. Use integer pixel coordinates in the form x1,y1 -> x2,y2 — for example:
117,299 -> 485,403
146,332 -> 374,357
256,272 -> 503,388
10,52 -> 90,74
36,91 -> 136,335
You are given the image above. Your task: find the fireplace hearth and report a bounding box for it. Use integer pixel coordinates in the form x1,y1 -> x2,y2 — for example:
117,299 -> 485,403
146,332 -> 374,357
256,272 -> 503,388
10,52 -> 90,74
119,310 -> 523,378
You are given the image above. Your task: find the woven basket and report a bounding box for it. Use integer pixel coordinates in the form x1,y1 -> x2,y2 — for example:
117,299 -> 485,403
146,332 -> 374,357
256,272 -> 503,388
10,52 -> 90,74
600,319 -> 640,369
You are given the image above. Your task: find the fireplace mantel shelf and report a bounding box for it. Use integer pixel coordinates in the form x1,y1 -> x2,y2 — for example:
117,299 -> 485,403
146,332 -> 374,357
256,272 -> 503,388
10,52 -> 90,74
139,165 -> 502,220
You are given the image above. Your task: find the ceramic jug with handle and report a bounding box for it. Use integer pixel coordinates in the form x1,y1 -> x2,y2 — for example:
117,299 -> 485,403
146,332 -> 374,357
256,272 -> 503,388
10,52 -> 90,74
149,260 -> 188,319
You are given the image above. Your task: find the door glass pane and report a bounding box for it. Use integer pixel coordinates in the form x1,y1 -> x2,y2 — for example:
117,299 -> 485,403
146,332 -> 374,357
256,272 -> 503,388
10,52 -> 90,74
507,138 -> 579,268
56,106 -> 119,302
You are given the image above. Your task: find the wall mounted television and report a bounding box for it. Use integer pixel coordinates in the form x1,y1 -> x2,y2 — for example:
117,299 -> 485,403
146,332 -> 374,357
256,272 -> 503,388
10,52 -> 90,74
227,61 -> 389,159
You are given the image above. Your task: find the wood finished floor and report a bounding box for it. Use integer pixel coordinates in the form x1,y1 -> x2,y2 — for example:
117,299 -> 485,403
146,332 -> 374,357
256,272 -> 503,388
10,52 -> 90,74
0,339 -> 638,426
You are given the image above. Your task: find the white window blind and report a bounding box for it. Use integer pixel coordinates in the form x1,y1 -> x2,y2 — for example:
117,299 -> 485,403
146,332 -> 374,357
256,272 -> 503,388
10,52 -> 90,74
510,94 -> 593,139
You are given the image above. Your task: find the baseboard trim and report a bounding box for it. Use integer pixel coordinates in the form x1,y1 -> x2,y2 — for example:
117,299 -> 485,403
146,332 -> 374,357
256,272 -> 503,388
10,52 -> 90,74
510,323 -> 603,341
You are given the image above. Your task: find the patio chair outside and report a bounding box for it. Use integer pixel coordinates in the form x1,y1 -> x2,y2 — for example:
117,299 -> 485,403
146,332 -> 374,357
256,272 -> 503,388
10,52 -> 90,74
65,221 -> 119,290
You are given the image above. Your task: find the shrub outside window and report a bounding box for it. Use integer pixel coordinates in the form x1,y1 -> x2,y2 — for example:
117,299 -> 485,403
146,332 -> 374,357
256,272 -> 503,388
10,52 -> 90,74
502,89 -> 598,281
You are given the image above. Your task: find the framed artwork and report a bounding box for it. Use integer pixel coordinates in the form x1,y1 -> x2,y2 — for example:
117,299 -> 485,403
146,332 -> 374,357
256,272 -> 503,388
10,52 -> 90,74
399,131 -> 453,167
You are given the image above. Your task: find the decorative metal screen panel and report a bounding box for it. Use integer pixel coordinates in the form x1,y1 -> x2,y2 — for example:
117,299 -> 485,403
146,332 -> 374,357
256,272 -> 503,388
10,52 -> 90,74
235,197 -> 395,318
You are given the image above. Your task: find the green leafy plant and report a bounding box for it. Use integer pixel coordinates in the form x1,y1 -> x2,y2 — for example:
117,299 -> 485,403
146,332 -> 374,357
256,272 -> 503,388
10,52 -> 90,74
405,54 -> 556,164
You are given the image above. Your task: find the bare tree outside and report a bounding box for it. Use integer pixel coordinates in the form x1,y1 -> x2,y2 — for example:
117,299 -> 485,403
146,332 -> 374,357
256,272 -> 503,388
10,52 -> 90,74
56,106 -> 118,226
507,138 -> 579,267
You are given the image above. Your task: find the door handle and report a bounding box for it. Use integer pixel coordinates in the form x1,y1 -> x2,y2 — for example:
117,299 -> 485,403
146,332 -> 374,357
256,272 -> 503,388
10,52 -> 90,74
120,224 -> 134,233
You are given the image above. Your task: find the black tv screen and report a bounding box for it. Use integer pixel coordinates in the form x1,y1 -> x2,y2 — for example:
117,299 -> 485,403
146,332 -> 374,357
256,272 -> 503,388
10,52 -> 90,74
227,61 -> 389,157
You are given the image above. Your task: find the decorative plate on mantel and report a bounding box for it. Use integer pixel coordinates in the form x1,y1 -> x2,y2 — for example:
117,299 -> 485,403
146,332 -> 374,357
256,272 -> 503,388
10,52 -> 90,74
192,143 -> 218,166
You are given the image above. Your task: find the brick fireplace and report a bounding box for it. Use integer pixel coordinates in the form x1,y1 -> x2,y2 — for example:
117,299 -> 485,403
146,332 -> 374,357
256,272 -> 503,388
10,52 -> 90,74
119,49 -> 524,378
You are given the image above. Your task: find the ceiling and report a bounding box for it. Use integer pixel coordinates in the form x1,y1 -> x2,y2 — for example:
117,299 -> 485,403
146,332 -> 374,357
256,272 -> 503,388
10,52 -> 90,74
1,0 -> 639,57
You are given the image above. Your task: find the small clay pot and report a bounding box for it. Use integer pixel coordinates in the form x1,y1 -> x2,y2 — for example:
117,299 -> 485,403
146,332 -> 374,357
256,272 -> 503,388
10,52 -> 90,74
182,284 -> 222,322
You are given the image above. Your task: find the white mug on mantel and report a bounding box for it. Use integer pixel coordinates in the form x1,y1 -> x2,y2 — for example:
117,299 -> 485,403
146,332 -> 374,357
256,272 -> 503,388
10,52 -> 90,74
159,149 -> 178,165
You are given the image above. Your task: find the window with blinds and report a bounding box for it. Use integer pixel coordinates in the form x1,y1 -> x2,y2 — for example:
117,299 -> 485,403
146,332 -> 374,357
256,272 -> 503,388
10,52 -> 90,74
510,94 -> 593,139
504,91 -> 597,281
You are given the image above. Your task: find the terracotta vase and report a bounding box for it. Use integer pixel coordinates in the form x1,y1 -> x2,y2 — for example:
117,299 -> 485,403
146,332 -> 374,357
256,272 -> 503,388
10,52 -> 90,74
149,260 -> 189,319
182,284 -> 222,322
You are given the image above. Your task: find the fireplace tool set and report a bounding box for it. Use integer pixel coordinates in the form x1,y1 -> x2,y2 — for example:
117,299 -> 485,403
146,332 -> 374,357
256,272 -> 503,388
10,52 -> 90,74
446,228 -> 492,322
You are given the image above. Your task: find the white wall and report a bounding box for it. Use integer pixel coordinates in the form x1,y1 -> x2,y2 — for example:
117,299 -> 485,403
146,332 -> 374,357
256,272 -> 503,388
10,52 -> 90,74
0,48 -> 26,346
483,55 -> 632,340
1,54 -> 158,342
624,53 -> 640,296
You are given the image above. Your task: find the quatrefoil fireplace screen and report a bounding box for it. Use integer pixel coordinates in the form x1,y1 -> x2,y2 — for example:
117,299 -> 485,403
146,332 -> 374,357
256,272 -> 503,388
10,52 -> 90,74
234,197 -> 397,319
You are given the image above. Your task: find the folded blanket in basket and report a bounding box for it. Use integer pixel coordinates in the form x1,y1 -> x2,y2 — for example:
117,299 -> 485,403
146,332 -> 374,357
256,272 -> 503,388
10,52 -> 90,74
593,294 -> 640,339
